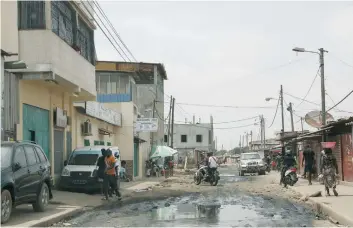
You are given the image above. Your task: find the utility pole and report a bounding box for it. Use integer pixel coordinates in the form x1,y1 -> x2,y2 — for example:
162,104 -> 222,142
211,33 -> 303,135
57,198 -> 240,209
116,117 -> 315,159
170,97 -> 175,148
280,85 -> 285,153
319,48 -> 328,142
239,135 -> 242,148
167,96 -> 173,145
287,102 -> 295,132
300,117 -> 304,133
250,131 -> 253,150
150,100 -> 156,154
245,132 -> 249,148
262,116 -> 266,149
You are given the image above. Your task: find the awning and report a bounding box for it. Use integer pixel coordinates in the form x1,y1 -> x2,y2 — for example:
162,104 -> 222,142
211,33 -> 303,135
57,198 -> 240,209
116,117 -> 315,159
134,136 -> 146,143
98,128 -> 114,135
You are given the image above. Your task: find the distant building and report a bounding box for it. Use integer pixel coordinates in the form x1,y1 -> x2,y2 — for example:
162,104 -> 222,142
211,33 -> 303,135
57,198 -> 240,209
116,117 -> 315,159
249,139 -> 278,151
165,116 -> 214,162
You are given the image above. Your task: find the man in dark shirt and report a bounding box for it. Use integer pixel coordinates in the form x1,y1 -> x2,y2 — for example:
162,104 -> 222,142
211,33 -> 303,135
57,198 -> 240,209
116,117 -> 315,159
302,145 -> 315,185
97,149 -> 107,195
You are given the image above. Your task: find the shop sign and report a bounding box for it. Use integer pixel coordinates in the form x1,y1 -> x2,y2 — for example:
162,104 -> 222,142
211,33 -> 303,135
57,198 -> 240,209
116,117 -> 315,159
85,101 -> 122,126
135,118 -> 158,132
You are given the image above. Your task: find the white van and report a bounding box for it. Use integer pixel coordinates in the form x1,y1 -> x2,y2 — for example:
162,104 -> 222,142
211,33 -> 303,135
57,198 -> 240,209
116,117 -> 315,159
59,146 -> 121,191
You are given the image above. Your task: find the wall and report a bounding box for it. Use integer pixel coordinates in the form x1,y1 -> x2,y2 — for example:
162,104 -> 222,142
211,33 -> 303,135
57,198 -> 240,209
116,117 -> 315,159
74,111 -> 118,149
341,133 -> 353,182
18,30 -> 96,96
138,132 -> 151,179
172,123 -> 212,152
1,1 -> 19,61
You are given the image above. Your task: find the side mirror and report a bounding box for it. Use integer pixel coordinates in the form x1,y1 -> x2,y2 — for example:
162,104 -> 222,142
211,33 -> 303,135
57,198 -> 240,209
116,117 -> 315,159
13,162 -> 21,171
64,160 -> 68,166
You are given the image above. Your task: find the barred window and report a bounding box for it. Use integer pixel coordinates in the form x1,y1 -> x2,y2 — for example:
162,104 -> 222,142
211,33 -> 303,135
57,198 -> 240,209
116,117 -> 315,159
18,1 -> 46,29
51,1 -> 75,45
77,18 -> 94,64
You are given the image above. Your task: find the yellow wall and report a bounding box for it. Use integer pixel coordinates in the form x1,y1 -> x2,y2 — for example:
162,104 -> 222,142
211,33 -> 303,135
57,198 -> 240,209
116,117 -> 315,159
19,80 -> 72,177
74,110 -> 118,151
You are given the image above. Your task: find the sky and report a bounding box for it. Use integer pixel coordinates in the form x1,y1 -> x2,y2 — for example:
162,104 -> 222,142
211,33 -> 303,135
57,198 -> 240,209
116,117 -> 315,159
95,1 -> 353,150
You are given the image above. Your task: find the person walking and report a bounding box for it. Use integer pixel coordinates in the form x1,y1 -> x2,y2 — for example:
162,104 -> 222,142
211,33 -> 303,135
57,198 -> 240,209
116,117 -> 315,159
97,148 -> 107,195
302,145 -> 315,185
103,149 -> 121,200
321,148 -> 339,196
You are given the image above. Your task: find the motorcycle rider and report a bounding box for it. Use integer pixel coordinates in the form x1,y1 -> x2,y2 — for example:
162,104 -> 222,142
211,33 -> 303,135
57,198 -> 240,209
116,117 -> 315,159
321,148 -> 339,196
207,152 -> 218,179
280,149 -> 296,186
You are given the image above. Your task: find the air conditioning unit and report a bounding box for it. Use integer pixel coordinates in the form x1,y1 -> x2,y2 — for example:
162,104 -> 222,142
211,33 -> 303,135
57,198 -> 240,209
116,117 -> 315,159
81,120 -> 92,136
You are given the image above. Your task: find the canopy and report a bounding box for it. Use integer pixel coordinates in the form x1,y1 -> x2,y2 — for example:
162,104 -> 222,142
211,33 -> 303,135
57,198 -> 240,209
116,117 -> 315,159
150,146 -> 178,159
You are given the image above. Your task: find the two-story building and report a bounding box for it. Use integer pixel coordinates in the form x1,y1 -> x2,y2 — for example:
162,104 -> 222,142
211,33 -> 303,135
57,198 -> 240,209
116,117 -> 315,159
95,61 -> 167,179
168,117 -> 214,163
1,1 -> 97,183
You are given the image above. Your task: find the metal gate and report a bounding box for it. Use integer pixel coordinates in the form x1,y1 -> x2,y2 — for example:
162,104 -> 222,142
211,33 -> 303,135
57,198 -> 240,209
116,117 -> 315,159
133,143 -> 139,177
23,104 -> 50,158
54,130 -> 64,175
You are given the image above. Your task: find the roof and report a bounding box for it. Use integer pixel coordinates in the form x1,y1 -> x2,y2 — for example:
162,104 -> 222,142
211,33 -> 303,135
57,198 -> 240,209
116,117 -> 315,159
96,61 -> 168,80
325,116 -> 353,127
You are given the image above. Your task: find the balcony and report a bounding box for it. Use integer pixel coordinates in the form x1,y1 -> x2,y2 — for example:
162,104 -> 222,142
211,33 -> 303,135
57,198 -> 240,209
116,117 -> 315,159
18,30 -> 96,97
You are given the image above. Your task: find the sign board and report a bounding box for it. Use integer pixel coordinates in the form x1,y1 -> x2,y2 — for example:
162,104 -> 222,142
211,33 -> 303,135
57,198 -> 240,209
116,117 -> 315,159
85,101 -> 122,126
55,107 -> 68,128
135,118 -> 158,132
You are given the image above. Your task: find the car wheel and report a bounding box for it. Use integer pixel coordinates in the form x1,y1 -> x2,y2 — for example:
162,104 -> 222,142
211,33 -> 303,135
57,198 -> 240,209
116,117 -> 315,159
1,190 -> 12,224
240,171 -> 245,176
33,183 -> 49,212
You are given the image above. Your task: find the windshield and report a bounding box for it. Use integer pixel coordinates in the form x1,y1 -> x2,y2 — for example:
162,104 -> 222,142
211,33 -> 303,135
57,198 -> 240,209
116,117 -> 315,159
68,151 -> 100,166
241,154 -> 261,160
1,145 -> 13,169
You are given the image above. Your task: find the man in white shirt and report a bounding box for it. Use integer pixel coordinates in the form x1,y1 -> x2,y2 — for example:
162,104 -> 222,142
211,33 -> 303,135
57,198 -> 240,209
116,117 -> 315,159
207,152 -> 218,178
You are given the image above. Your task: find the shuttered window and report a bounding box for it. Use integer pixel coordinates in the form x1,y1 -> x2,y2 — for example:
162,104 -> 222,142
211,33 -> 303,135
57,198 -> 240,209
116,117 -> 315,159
18,1 -> 46,29
78,17 -> 95,64
51,1 -> 75,45
107,142 -> 111,146
84,139 -> 90,146
94,140 -> 99,145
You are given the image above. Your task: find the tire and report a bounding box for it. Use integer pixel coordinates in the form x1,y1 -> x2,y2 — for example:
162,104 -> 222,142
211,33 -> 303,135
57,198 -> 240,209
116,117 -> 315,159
32,183 -> 49,212
194,173 -> 201,185
210,175 -> 219,186
1,190 -> 12,224
240,171 -> 245,176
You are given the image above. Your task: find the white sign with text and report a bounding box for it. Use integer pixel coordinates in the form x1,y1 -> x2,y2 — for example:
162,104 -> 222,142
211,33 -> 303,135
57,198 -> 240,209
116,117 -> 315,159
85,101 -> 122,126
135,118 -> 158,132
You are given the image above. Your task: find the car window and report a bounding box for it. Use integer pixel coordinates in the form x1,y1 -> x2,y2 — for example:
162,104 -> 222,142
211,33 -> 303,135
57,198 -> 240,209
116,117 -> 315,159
14,146 -> 28,168
1,145 -> 13,169
24,146 -> 39,166
34,146 -> 47,163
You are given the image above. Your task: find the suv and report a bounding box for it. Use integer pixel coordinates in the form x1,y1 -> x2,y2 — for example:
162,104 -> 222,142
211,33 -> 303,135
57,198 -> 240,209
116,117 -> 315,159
1,141 -> 53,224
239,152 -> 266,176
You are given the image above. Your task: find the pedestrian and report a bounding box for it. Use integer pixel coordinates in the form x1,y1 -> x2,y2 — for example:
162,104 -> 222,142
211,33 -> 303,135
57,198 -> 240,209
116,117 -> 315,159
321,148 -> 339,196
103,149 -> 121,200
168,158 -> 174,176
114,152 -> 121,192
207,152 -> 218,178
302,145 -> 315,185
97,148 -> 107,195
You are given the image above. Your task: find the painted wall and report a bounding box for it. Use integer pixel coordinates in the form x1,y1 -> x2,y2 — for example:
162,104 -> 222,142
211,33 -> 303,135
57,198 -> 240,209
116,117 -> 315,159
18,30 -> 96,96
172,123 -> 213,151
1,1 -> 19,61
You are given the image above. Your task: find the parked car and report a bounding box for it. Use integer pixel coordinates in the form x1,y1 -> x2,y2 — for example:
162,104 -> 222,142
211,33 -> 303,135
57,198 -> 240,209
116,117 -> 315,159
1,141 -> 53,224
238,152 -> 266,176
60,146 -> 121,192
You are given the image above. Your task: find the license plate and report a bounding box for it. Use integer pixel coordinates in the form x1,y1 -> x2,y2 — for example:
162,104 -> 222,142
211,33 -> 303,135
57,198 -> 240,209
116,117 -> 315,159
72,180 -> 87,185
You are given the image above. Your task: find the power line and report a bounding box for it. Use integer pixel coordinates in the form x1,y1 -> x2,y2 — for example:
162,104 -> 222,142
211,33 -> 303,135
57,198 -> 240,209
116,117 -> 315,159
268,92 -> 281,128
295,66 -> 321,109
160,101 -> 276,109
327,89 -> 353,112
93,1 -> 137,62
329,53 -> 353,69
174,116 -> 258,125
195,122 -> 259,130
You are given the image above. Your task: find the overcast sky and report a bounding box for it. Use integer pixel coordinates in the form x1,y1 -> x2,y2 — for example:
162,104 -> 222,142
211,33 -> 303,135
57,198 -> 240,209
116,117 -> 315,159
95,1 -> 353,150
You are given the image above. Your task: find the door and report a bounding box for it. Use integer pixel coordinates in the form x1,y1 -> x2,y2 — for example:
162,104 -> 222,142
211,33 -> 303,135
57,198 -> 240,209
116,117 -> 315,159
22,104 -> 50,158
66,131 -> 72,160
23,145 -> 42,195
54,130 -> 64,176
12,146 -> 31,199
133,143 -> 139,177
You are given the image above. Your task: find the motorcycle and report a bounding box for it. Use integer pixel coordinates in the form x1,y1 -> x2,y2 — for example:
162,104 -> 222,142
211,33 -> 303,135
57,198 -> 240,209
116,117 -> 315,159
283,167 -> 298,187
265,163 -> 271,173
194,165 -> 220,186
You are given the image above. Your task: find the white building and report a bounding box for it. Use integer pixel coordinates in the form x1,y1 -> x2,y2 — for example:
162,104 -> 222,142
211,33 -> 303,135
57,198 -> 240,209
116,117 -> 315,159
166,116 -> 214,161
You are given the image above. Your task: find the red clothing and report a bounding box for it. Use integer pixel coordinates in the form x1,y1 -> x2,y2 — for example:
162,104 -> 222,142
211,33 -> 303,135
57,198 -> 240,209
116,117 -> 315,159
168,161 -> 174,168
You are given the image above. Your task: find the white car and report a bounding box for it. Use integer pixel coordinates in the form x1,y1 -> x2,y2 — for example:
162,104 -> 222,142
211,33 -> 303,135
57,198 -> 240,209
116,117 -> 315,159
239,152 -> 266,176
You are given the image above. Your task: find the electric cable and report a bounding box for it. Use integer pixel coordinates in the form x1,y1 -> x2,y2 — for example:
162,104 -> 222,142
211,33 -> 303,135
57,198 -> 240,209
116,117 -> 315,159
267,92 -> 281,128
295,66 -> 321,109
174,116 -> 258,125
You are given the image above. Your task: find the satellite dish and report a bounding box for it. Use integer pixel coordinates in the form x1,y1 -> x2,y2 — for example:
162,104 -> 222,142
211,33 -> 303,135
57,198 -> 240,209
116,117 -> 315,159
305,110 -> 334,128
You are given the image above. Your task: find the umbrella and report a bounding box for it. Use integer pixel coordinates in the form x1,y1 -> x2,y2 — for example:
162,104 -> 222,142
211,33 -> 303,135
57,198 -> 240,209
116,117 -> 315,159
150,146 -> 178,159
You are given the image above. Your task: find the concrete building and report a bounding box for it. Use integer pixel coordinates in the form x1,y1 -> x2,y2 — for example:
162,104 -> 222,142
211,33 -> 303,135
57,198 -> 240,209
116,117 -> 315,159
1,1 -> 97,183
95,61 -> 167,179
167,116 -> 214,162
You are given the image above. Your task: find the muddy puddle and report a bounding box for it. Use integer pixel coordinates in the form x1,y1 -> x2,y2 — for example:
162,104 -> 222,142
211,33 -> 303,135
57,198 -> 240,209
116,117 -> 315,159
62,192 -> 318,227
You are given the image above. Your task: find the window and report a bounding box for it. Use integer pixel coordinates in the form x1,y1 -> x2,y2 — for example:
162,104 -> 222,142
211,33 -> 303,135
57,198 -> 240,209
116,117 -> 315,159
110,74 -> 118,94
24,146 -> 39,166
107,142 -> 111,146
94,140 -> 99,145
181,135 -> 187,143
164,135 -> 168,143
51,1 -> 75,45
100,141 -> 104,146
84,139 -> 90,146
14,146 -> 28,168
34,146 -> 47,162
119,75 -> 129,94
18,1 -> 46,29
77,17 -> 94,63
99,73 -> 109,94
196,135 -> 203,143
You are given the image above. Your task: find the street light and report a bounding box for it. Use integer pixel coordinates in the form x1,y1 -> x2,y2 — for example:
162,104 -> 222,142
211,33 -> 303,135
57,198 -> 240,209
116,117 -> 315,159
292,47 -> 328,142
265,97 -> 277,102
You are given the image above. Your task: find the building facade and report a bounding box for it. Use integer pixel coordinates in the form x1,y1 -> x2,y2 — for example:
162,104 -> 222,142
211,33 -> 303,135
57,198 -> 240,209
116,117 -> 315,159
249,139 -> 278,151
168,118 -> 214,162
2,1 -> 97,183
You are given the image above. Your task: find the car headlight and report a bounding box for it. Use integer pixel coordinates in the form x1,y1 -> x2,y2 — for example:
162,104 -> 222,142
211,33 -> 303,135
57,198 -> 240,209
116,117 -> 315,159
259,161 -> 265,166
61,168 -> 70,177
